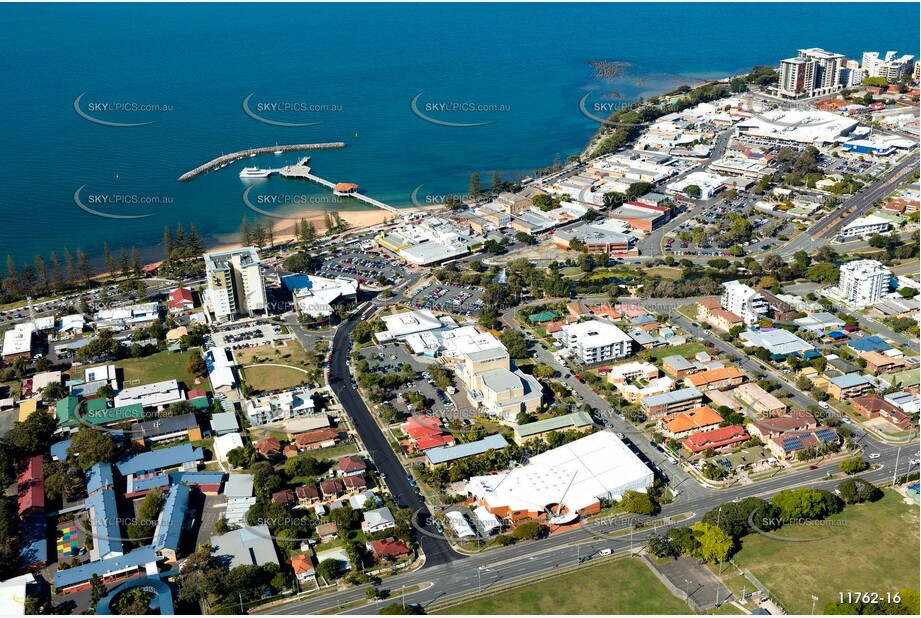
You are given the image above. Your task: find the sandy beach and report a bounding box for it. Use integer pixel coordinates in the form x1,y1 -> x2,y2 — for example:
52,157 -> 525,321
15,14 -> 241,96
207,204 -> 444,257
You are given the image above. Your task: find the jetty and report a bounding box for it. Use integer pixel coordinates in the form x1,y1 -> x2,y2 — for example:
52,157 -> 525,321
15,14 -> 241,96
177,143 -> 346,181
278,162 -> 406,217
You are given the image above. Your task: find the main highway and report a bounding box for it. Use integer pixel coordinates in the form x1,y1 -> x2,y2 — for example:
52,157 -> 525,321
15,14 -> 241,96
778,151 -> 920,258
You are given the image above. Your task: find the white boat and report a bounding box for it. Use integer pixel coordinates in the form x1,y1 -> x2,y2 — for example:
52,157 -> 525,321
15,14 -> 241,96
239,167 -> 273,179
274,150 -> 283,155
249,153 -> 257,158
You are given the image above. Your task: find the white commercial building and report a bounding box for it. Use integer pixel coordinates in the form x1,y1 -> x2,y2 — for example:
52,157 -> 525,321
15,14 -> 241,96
836,260 -> 892,308
465,431 -> 654,523
1,323 -> 35,360
94,302 -> 160,329
560,320 -> 633,365
282,274 -> 358,318
721,280 -> 769,325
375,310 -> 448,341
114,379 -> 185,409
836,215 -> 891,241
735,110 -> 858,146
666,171 -> 730,199
204,346 -> 238,394
739,329 -> 814,356
204,247 -> 267,322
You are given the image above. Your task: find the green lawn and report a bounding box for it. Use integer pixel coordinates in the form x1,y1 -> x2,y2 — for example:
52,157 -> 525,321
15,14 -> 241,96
433,556 -> 689,615
643,341 -> 709,362
732,490 -> 920,614
241,365 -> 309,394
102,350 -> 211,392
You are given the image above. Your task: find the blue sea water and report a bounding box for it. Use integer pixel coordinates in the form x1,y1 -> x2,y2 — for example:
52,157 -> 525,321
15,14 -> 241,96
0,2 -> 918,267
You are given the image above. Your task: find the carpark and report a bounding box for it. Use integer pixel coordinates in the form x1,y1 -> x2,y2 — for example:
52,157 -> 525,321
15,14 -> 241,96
211,320 -> 286,350
409,282 -> 485,316
316,250 -> 404,287
651,554 -> 733,610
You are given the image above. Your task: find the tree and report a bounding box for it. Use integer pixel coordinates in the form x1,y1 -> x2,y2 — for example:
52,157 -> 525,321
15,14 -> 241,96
771,487 -> 840,520
839,456 -> 868,475
491,170 -> 503,194
41,382 -> 69,403
667,527 -> 700,556
163,226 -> 174,260
68,427 -> 118,471
303,220 -> 317,244
701,497 -> 779,539
240,217 -> 252,246
683,185 -> 702,198
469,173 -> 482,199
187,351 -> 208,378
647,532 -> 676,558
531,364 -> 556,379
316,559 -> 342,583
510,521 -> 542,540
836,477 -> 881,504
690,521 -> 734,563
90,573 -> 107,608
619,490 -> 655,515
44,460 -> 86,502
130,247 -> 142,277
499,329 -> 528,360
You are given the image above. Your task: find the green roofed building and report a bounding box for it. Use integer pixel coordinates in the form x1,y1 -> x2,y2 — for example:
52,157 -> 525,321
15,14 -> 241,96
77,398 -> 145,427
512,411 -> 595,445
528,310 -> 559,324
188,395 -> 210,410
56,396 -> 80,429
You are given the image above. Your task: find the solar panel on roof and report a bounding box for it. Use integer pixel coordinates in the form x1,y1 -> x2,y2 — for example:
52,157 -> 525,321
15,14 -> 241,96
782,437 -> 803,450
814,429 -> 837,441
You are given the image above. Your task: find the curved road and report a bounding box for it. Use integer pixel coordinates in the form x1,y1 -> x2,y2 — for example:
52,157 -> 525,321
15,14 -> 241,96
328,302 -> 462,568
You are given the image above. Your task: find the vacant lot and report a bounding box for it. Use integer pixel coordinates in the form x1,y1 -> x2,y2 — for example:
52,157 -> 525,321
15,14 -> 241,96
97,350 -> 211,392
241,365 -> 309,394
433,556 -> 689,615
732,490 -> 920,614
643,341 -> 709,362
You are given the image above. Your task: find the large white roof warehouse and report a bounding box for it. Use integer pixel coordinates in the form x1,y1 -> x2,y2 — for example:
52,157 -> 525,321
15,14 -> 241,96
736,109 -> 858,145
465,431 -> 653,524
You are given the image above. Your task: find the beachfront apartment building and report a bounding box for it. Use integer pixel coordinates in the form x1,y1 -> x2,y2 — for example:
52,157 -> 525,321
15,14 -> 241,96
778,48 -> 845,98
836,259 -> 891,308
862,51 -> 915,81
721,280 -> 769,325
204,247 -> 267,322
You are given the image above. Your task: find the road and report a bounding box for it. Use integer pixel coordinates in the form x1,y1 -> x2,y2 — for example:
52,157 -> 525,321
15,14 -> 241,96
778,152 -> 920,258
261,437 -> 916,615
327,302 -> 461,568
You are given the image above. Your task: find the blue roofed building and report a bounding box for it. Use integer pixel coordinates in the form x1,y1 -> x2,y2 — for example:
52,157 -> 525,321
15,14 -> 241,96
19,513 -> 48,571
87,463 -> 116,496
152,484 -> 190,562
424,434 -> 509,466
847,335 -> 892,354
828,373 -> 874,401
50,439 -> 71,462
116,443 -> 204,476
53,546 -> 159,594
86,489 -> 124,562
169,471 -> 225,494
125,473 -> 170,498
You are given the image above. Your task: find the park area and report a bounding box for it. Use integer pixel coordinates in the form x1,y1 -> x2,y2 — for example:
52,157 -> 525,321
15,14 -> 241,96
433,557 -> 690,614
235,340 -> 325,394
730,489 -> 920,614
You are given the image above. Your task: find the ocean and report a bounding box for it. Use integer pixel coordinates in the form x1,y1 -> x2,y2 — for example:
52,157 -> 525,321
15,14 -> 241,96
1,2 -> 918,268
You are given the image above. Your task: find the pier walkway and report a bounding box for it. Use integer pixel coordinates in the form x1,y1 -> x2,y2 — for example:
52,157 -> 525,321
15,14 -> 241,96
177,143 -> 345,181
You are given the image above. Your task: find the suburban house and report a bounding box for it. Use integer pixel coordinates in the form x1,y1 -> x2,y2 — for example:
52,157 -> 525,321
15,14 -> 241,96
682,425 -> 749,454
362,507 -> 397,534
369,538 -> 411,561
684,367 -> 744,391
826,374 -> 874,400
732,383 -> 787,416
851,395 -> 914,431
658,406 -> 723,439
746,412 -> 819,441
767,427 -> 840,460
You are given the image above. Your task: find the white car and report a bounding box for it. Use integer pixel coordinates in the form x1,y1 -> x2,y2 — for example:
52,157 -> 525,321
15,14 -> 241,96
868,453 -> 881,460
599,548 -> 613,556
909,459 -> 920,466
